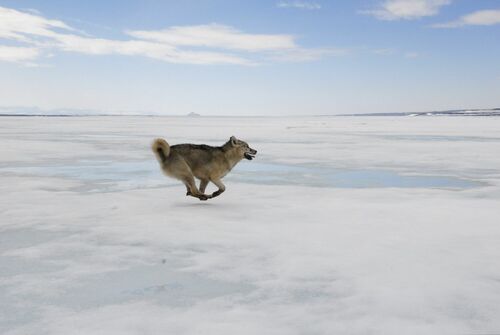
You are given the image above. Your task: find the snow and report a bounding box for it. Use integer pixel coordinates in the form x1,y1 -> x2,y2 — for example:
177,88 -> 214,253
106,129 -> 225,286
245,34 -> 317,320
1,115 -> 500,334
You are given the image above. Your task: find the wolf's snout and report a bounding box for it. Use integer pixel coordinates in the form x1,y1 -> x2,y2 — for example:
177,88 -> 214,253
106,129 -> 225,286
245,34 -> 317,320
244,147 -> 257,160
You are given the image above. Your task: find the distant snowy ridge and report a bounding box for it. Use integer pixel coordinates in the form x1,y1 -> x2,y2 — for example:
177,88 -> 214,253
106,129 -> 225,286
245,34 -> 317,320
338,108 -> 500,117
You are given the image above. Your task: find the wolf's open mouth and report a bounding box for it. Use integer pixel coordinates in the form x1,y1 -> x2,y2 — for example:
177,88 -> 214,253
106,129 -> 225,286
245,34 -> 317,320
244,153 -> 255,160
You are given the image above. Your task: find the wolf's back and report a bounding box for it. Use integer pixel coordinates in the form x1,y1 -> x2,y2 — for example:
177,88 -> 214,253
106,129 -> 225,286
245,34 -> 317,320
152,138 -> 170,163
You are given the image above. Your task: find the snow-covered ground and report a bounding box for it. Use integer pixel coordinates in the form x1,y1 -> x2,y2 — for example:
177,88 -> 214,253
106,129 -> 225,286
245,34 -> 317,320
1,116 -> 500,334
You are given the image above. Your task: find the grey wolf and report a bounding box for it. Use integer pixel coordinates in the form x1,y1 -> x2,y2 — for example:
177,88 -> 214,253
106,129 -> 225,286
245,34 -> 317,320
152,136 -> 257,200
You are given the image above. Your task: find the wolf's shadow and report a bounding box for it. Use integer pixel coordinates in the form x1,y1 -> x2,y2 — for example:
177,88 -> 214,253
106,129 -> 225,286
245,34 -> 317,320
172,201 -> 218,208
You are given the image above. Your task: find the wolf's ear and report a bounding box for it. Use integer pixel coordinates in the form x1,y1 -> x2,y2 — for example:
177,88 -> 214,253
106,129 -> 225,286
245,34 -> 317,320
230,136 -> 237,146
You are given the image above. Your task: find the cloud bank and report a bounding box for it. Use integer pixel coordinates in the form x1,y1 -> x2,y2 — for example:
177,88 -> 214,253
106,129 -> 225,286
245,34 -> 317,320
0,6 -> 336,66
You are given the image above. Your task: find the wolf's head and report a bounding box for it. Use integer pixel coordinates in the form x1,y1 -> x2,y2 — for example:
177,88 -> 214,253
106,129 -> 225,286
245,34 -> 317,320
229,136 -> 257,160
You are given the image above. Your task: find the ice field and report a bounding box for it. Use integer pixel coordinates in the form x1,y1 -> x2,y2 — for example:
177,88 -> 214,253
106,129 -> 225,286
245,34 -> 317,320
1,115 -> 500,334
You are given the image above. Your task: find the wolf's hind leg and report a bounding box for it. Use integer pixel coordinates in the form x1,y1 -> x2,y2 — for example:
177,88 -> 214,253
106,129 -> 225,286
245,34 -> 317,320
183,176 -> 208,201
209,178 -> 226,198
199,179 -> 209,193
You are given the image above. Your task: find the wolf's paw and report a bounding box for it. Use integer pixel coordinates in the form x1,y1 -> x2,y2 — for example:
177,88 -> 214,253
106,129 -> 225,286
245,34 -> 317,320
186,191 -> 192,196
199,195 -> 209,201
211,190 -> 223,198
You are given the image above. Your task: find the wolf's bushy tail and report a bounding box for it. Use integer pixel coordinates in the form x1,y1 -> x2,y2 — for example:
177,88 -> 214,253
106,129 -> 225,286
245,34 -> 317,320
152,138 -> 170,163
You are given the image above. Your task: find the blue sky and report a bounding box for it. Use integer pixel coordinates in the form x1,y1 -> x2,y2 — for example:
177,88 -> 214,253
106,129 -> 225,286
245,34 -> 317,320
0,0 -> 499,115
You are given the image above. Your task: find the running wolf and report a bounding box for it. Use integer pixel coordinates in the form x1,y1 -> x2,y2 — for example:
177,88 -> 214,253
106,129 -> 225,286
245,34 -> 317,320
152,136 -> 257,200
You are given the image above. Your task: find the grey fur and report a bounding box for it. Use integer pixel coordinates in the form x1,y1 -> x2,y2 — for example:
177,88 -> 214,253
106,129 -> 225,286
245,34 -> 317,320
152,136 -> 257,200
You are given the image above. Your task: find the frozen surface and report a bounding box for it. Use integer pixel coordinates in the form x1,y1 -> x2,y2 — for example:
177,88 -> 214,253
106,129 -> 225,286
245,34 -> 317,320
1,116 -> 500,334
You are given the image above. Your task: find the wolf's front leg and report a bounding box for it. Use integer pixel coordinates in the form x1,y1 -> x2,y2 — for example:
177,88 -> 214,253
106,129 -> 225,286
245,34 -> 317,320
209,178 -> 226,198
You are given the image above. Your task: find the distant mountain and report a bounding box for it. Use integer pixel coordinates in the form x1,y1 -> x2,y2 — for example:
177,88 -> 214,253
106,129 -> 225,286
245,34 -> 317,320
0,106 -> 210,117
0,106 -> 100,116
0,106 -> 159,116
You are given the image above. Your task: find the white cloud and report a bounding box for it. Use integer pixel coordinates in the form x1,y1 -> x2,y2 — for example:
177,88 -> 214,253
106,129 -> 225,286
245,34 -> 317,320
277,1 -> 321,10
44,33 -> 252,65
127,24 -> 296,52
362,0 -> 451,20
0,45 -> 40,62
432,9 -> 500,28
0,6 -> 336,66
0,6 -> 74,43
